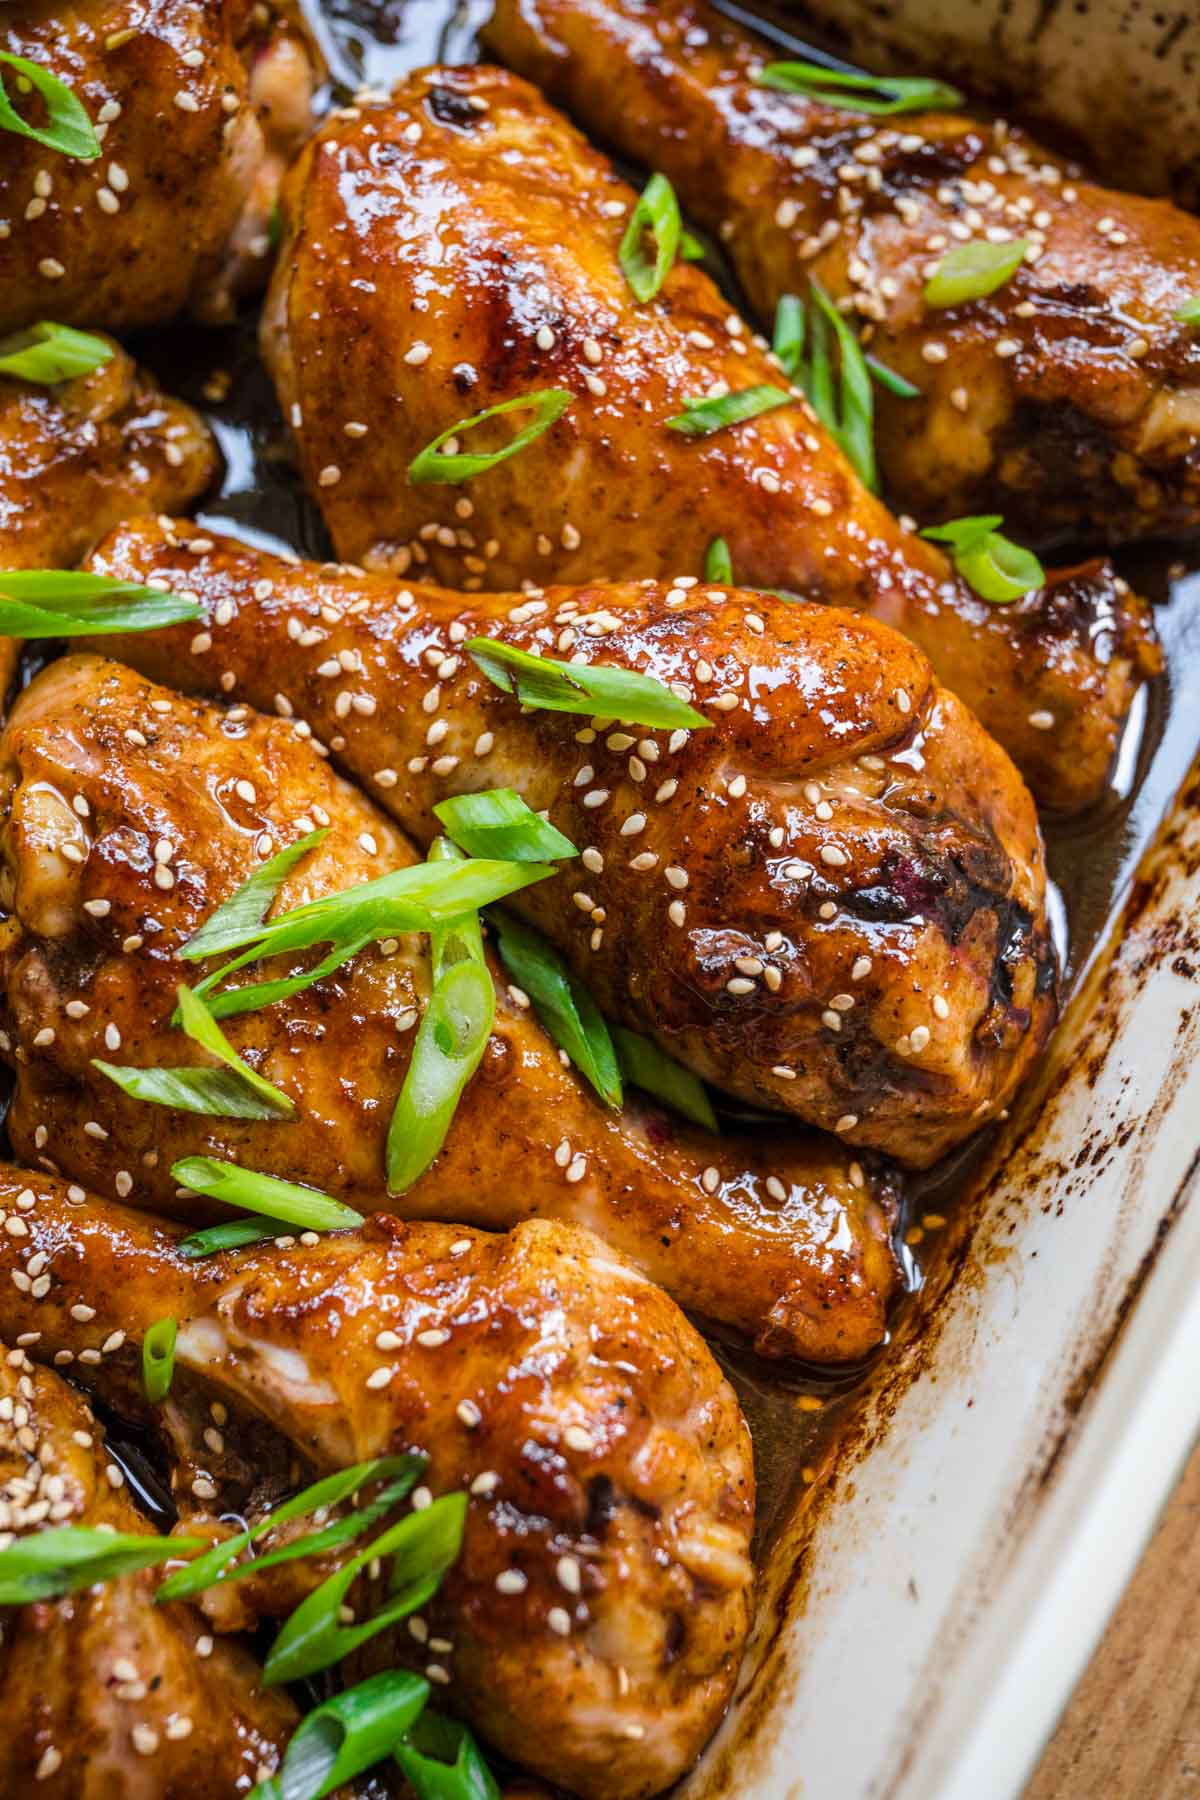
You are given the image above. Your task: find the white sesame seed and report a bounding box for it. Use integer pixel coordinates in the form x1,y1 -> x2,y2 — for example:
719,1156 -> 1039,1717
1029,710 -> 1055,730
366,1366 -> 393,1390
417,1328 -> 450,1347
564,1425 -> 595,1452
909,1025 -> 931,1053
556,1555 -> 582,1593
496,1568 -> 527,1594
404,342 -> 431,366
456,1399 -> 482,1428
547,1606 -> 572,1636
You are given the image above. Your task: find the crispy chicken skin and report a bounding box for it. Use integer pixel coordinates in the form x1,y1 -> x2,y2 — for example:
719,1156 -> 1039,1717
0,652 -> 899,1359
487,0 -> 1200,548
259,63 -> 1158,814
86,521 -> 1057,1167
0,1341 -> 302,1796
0,1172 -> 757,1800
0,0 -> 316,333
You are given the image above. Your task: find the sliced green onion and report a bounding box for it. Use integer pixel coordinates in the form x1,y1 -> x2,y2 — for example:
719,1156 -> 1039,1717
181,828 -> 329,961
805,280 -> 876,489
171,1155 -> 364,1231
924,239 -> 1029,309
425,838 -> 486,983
920,514 -> 1045,602
263,1492 -> 468,1684
680,229 -> 706,261
0,570 -> 202,639
754,58 -> 962,115
619,172 -> 683,303
613,1027 -> 717,1131
772,294 -> 805,380
667,384 -> 792,437
0,322 -> 113,384
142,1317 -> 177,1404
94,985 -> 295,1119
0,51 -> 101,158
252,1672 -> 431,1800
703,537 -> 733,584
0,1526 -> 205,1604
492,909 -> 621,1108
467,638 -> 710,731
158,1455 -> 424,1603
178,1216 -> 283,1259
408,390 -> 572,486
433,789 -> 577,864
386,957 -> 495,1193
395,1712 -> 500,1800
865,353 -> 920,398
1175,294 -> 1200,326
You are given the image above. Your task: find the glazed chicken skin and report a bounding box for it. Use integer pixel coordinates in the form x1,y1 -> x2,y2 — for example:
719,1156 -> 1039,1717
487,0 -> 1200,547
87,520 -> 1057,1168
0,0 -> 315,333
0,1171 -> 757,1800
0,652 -> 899,1360
260,62 -> 1158,813
0,1339 -> 302,1796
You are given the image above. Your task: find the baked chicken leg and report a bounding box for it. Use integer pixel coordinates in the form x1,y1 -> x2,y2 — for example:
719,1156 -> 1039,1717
487,0 -> 1200,547
86,518 -> 1057,1167
260,63 -> 1158,812
0,1339 -> 301,1796
0,651 -> 898,1359
0,1171 -> 757,1800
0,0 -> 316,333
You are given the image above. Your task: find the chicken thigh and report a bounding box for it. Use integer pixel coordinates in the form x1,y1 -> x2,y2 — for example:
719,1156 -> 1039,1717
260,63 -> 1158,812
86,519 -> 1057,1167
487,0 -> 1200,547
0,1340 -> 302,1796
0,652 -> 899,1359
0,0 -> 316,333
0,1171 -> 757,1800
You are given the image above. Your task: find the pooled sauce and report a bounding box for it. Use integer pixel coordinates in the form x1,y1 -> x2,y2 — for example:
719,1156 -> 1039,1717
73,0 -> 1200,1589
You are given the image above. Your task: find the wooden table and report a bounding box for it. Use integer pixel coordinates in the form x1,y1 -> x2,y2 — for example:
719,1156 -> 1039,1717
1025,1434 -> 1200,1797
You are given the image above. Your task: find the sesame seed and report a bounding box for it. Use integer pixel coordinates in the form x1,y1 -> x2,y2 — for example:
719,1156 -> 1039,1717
909,1024 -> 931,1053
619,813 -> 646,837
417,1328 -> 450,1347
564,1424 -> 595,1453
456,1398 -> 482,1428
404,342 -> 431,366
668,900 -> 686,927
366,1366 -> 393,1390
921,341 -> 948,363
496,1568 -> 527,1594
726,977 -> 756,996
835,1113 -> 859,1133
547,1606 -> 572,1636
132,1725 -> 160,1756
556,1554 -> 582,1593
1029,710 -> 1055,730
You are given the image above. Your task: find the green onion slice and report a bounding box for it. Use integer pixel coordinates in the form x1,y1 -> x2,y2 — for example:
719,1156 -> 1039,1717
920,514 -> 1045,603
0,570 -> 202,639
619,172 -> 683,303
804,280 -> 876,490
865,353 -> 920,399
667,383 -> 792,437
703,537 -> 733,584
171,1155 -> 364,1232
386,957 -> 495,1193
0,322 -> 113,384
492,909 -> 621,1108
395,1712 -> 501,1800
425,838 -> 486,983
680,228 -> 706,261
263,1491 -> 468,1684
0,51 -> 101,158
0,1526 -> 206,1604
408,390 -> 572,486
252,1672 -> 431,1800
157,1454 -> 425,1603
182,828 -> 329,961
772,294 -> 805,380
467,637 -> 710,731
924,239 -> 1029,309
178,1216 -> 283,1259
94,985 -> 296,1119
433,789 -> 577,864
142,1317 -> 177,1404
1175,294 -> 1200,326
754,58 -> 962,115
613,1026 -> 717,1131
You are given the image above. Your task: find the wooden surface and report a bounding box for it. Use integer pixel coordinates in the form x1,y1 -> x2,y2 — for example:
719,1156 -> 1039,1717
1025,1433 -> 1200,1797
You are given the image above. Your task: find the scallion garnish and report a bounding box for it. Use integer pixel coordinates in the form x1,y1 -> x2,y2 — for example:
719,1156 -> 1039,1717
433,789 -> 577,864
142,1317 -> 177,1404
425,838 -> 485,982
251,1672 -> 431,1800
1175,294 -> 1200,326
0,51 -> 101,158
864,353 -> 920,399
170,1154 -> 364,1232
0,570 -> 202,639
492,909 -> 621,1108
263,1492 -> 468,1684
753,58 -> 962,115
772,294 -> 805,380
0,322 -> 113,384
386,957 -> 495,1194
613,1027 -> 717,1131
666,383 -> 793,438
924,239 -> 1029,309
680,228 -> 706,261
395,1712 -> 501,1800
0,1526 -> 206,1604
466,637 -> 710,730
94,984 -> 296,1119
703,536 -> 733,584
920,514 -> 1045,603
178,1216 -> 282,1259
408,390 -> 572,486
181,828 -> 328,961
619,172 -> 684,303
157,1455 -> 425,1602
803,279 -> 876,489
